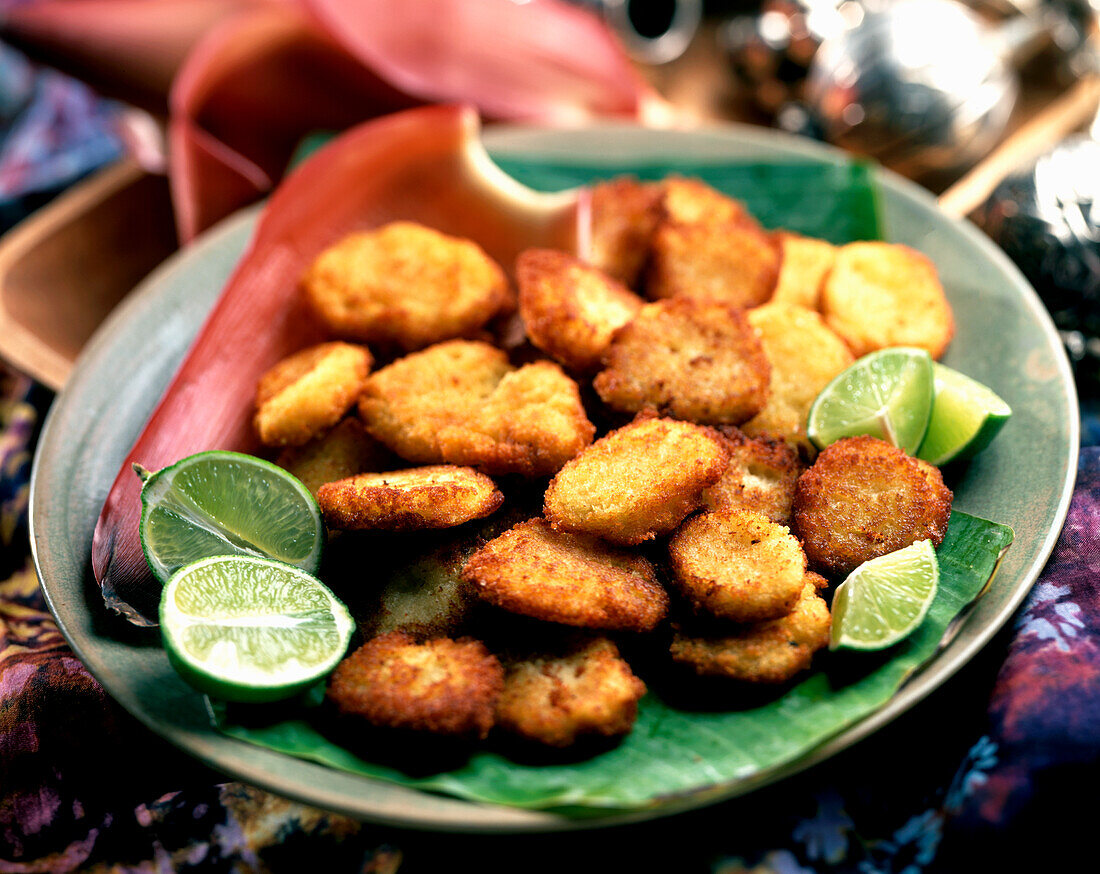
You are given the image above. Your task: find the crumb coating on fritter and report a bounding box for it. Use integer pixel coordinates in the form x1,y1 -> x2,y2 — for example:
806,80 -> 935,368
543,416 -> 729,544
254,342 -> 372,447
517,248 -> 643,372
792,435 -> 953,577
496,637 -> 646,747
594,296 -> 770,425
301,222 -> 512,352
668,509 -> 807,623
326,631 -> 503,738
463,519 -> 669,632
588,177 -> 663,288
770,232 -> 836,310
317,465 -> 503,531
821,241 -> 954,360
670,581 -> 831,683
702,427 -> 804,524
358,340 -> 594,476
277,418 -> 394,498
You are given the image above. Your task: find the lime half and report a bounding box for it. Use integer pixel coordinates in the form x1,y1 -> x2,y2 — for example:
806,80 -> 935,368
916,363 -> 1011,466
830,539 -> 939,651
807,347 -> 934,454
138,450 -> 324,584
160,555 -> 354,702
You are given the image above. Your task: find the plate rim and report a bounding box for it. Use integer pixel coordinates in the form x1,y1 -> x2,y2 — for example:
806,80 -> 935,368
30,119 -> 1079,832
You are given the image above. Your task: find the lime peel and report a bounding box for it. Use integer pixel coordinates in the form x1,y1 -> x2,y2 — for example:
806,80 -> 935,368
829,539 -> 940,651
916,363 -> 1012,465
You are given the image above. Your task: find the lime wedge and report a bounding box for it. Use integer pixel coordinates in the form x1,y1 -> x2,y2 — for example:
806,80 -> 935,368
916,363 -> 1012,466
807,347 -> 934,454
160,555 -> 354,702
138,450 -> 324,584
830,539 -> 939,651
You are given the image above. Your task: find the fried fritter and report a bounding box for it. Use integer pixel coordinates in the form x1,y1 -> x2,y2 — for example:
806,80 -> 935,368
821,241 -> 955,359
517,248 -> 643,372
543,416 -> 729,544
317,465 -> 503,531
463,519 -> 669,632
325,631 -> 504,738
277,418 -> 394,498
301,222 -> 512,352
668,509 -> 807,623
670,581 -> 831,683
741,303 -> 855,452
254,342 -> 372,447
593,297 -> 770,424
702,428 -> 804,524
495,637 -> 646,747
792,435 -> 953,577
644,180 -> 780,308
770,232 -> 836,310
358,340 -> 595,476
589,177 -> 663,288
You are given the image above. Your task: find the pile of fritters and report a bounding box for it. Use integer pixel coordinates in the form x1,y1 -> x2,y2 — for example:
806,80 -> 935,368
250,175 -> 956,750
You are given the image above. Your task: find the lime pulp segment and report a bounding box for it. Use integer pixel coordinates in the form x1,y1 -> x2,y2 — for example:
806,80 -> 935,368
830,539 -> 939,651
916,363 -> 1012,466
160,555 -> 354,702
139,450 -> 324,584
807,347 -> 934,455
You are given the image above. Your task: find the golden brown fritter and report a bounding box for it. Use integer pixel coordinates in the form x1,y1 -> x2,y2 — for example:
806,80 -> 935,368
702,428 -> 804,524
593,297 -> 770,425
543,416 -> 730,544
277,418 -> 394,499
301,222 -> 512,352
325,631 -> 504,738
792,435 -> 953,577
660,176 -> 749,226
463,519 -> 669,632
821,241 -> 955,359
254,342 -> 372,447
317,465 -> 504,531
741,303 -> 855,452
589,177 -> 663,288
516,248 -> 643,372
670,582 -> 831,683
495,637 -> 646,748
668,509 -> 807,623
358,340 -> 595,476
770,232 -> 836,310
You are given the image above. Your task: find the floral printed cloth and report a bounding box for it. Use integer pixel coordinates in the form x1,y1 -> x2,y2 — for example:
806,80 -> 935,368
0,38 -> 1094,874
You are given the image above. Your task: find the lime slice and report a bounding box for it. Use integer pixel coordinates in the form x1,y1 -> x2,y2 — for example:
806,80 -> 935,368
807,347 -> 934,454
160,555 -> 354,702
916,363 -> 1012,466
830,539 -> 939,651
138,450 -> 324,584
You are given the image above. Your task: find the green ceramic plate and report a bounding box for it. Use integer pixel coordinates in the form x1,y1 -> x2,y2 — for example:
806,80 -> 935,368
30,124 -> 1078,832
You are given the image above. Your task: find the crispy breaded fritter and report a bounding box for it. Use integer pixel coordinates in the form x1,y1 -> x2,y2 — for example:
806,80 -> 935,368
821,241 -> 955,359
277,418 -> 394,499
358,340 -> 594,476
463,519 -> 669,632
496,637 -> 646,747
326,631 -> 503,738
517,249 -> 643,372
792,435 -> 953,577
660,176 -> 749,226
771,232 -> 836,310
301,222 -> 512,352
702,428 -> 804,524
317,465 -> 503,531
646,219 -> 780,308
544,416 -> 729,544
742,303 -> 855,452
670,581 -> 831,683
589,177 -> 663,288
593,297 -> 770,424
254,342 -> 372,447
668,509 -> 807,623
